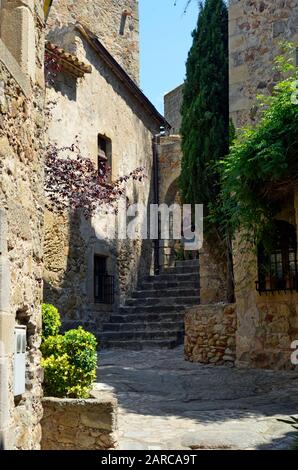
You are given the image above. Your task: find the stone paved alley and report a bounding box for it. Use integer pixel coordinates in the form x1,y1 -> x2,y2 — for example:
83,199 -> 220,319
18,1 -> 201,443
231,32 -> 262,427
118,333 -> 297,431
95,347 -> 298,450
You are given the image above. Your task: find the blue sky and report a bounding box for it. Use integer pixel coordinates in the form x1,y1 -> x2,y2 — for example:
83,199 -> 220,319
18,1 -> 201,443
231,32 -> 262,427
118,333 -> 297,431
139,0 -> 199,114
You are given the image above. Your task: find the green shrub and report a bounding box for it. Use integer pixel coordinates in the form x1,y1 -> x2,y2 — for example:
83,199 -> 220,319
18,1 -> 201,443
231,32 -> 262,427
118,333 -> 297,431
41,334 -> 64,358
41,305 -> 97,399
41,354 -> 71,398
42,303 -> 61,339
64,327 -> 97,372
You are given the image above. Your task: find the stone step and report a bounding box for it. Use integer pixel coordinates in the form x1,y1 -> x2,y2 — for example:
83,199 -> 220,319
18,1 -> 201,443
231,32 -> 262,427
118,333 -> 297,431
103,321 -> 184,332
100,330 -> 183,342
161,266 -> 199,275
118,304 -> 189,315
109,312 -> 185,324
140,280 -> 200,291
125,296 -> 200,307
132,288 -> 199,299
100,338 -> 180,350
144,272 -> 199,283
101,260 -> 200,350
175,259 -> 200,268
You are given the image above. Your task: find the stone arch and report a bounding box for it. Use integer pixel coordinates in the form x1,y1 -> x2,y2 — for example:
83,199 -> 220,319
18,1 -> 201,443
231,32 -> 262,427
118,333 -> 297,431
164,176 -> 180,206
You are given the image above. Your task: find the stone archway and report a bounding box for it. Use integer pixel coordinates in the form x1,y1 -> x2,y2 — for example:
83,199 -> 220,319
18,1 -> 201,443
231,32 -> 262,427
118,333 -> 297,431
164,177 -> 180,206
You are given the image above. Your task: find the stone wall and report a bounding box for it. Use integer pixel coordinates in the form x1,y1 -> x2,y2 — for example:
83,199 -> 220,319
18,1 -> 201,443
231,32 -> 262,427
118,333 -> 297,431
158,135 -> 181,205
234,191 -> 298,370
0,0 -> 45,449
157,135 -> 182,267
44,26 -> 159,337
164,84 -> 183,135
199,243 -> 228,305
229,0 -> 298,128
46,0 -> 140,83
42,395 -> 118,450
229,1 -> 298,370
185,304 -> 236,365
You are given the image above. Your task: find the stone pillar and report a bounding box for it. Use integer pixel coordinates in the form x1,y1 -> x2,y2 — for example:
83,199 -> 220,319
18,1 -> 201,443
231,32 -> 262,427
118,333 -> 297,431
0,0 -> 36,80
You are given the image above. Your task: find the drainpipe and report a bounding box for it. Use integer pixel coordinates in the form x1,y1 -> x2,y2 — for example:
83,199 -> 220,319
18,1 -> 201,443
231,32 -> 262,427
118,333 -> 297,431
153,126 -> 168,275
0,209 -> 11,450
152,133 -> 160,275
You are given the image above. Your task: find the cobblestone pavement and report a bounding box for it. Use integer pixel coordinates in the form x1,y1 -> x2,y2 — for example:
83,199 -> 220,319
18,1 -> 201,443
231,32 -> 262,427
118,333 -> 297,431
95,347 -> 298,450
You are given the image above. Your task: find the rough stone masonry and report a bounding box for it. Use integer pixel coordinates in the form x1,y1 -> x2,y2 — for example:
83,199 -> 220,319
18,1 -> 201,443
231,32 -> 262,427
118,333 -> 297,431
0,0 -> 45,449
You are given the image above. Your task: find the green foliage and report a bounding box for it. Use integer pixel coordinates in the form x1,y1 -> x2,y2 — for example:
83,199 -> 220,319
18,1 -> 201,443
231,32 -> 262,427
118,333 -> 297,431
41,334 -> 64,358
64,327 -> 97,372
219,43 -> 298,247
42,303 -> 61,339
180,0 -> 229,218
41,305 -> 97,399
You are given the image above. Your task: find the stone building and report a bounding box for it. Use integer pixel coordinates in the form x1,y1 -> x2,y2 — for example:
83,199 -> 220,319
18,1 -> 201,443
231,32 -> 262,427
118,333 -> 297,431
229,0 -> 298,369
164,84 -> 183,135
46,0 -> 140,84
0,0 -> 45,449
43,1 -> 166,338
186,0 -> 298,370
229,0 -> 298,128
158,88 -> 227,297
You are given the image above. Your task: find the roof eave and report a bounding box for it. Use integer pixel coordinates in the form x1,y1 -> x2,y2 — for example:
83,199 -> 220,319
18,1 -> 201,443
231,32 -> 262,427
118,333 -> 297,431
75,23 -> 171,131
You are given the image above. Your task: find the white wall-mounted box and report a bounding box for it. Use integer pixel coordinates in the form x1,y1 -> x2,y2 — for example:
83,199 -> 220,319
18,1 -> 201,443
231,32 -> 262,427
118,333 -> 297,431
14,326 -> 26,396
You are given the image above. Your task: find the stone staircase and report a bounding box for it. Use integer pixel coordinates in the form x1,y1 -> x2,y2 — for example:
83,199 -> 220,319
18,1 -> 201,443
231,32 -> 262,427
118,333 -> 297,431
100,259 -> 200,350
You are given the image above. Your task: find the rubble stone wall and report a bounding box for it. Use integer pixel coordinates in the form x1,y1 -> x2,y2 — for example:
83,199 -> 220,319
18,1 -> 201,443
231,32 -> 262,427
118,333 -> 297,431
0,0 -> 45,450
46,0 -> 140,83
229,0 -> 298,128
185,304 -> 236,365
42,395 -> 118,450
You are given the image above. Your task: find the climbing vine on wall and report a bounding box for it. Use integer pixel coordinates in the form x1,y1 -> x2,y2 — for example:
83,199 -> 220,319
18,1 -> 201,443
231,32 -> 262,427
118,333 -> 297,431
217,44 -> 298,248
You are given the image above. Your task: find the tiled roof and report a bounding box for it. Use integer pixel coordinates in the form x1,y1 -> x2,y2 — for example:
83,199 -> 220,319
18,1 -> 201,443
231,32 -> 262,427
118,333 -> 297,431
46,42 -> 92,78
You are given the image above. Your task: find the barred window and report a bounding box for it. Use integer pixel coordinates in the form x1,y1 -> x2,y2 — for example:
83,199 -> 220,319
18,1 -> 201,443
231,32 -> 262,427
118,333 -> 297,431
256,220 -> 298,293
94,255 -> 114,304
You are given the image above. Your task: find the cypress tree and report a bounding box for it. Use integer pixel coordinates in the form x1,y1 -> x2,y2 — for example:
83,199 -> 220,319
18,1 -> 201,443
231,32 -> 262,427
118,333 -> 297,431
180,0 -> 229,214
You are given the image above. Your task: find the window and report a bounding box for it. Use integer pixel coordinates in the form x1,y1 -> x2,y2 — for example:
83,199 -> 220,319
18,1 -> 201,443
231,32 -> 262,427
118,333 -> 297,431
98,134 -> 112,181
256,220 -> 298,293
94,255 -> 114,304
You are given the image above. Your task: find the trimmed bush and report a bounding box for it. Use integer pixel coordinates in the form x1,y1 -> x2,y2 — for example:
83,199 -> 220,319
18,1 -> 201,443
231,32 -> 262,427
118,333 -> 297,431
41,304 -> 97,399
42,303 -> 61,339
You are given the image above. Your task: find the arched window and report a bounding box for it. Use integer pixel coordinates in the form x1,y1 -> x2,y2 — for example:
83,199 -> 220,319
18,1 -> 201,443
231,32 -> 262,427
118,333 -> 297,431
256,220 -> 298,293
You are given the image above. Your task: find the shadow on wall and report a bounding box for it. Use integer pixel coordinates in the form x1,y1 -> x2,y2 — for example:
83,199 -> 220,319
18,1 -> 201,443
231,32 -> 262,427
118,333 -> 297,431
50,70 -> 77,102
43,201 -> 154,341
43,208 -> 117,338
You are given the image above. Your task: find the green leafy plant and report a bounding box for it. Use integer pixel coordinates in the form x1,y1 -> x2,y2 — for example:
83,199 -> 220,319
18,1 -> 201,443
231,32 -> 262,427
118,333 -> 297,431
41,304 -> 97,399
218,43 -> 298,248
42,303 -> 61,339
41,334 -> 64,358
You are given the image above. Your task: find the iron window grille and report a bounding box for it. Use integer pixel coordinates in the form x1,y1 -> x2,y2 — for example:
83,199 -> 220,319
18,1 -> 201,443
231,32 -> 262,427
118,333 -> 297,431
94,256 -> 115,304
256,220 -> 298,294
